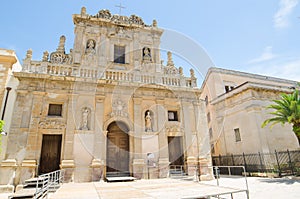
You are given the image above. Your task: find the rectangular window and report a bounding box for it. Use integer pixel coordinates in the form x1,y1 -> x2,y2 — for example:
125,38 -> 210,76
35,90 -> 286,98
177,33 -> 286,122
168,111 -> 178,121
225,86 -> 230,93
48,104 -> 62,116
234,128 -> 241,142
114,45 -> 125,64
225,85 -> 235,93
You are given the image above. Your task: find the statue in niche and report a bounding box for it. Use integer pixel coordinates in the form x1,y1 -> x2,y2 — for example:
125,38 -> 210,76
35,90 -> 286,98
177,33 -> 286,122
145,111 -> 152,132
81,107 -> 90,130
143,47 -> 151,62
85,39 -> 96,55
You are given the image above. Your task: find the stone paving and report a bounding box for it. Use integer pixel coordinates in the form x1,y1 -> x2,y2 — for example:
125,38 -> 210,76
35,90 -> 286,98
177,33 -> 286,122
1,176 -> 300,199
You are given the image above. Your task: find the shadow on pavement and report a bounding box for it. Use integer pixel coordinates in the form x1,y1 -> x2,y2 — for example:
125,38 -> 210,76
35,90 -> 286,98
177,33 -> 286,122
258,177 -> 300,185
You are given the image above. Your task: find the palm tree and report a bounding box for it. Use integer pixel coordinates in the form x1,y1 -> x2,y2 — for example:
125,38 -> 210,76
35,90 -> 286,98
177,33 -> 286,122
0,120 -> 4,153
262,88 -> 300,145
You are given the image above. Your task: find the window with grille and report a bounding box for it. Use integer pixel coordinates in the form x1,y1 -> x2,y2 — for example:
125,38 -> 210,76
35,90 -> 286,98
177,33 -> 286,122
234,128 -> 241,142
48,104 -> 62,116
168,111 -> 178,121
114,45 -> 125,64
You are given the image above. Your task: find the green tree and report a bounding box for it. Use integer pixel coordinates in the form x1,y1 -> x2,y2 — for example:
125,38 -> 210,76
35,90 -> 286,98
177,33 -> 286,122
262,88 -> 300,145
0,120 -> 4,153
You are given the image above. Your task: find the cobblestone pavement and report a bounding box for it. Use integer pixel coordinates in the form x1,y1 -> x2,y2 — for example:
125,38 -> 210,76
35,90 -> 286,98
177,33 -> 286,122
1,176 -> 299,199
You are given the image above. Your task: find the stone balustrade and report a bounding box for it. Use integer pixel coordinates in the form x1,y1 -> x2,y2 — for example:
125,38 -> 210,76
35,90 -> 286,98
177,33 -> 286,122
21,63 -> 195,88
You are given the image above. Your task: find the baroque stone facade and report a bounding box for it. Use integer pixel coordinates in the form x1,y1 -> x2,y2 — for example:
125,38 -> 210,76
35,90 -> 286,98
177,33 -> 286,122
0,8 -> 212,185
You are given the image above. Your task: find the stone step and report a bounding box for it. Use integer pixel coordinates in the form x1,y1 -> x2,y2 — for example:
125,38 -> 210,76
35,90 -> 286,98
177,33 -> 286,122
106,176 -> 137,182
8,188 -> 47,199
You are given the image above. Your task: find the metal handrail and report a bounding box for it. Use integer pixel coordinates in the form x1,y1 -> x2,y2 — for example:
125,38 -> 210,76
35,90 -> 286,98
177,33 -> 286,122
212,165 -> 249,199
33,169 -> 64,199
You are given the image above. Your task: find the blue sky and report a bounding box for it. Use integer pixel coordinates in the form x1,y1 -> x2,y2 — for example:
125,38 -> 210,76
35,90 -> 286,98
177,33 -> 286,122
1,0 -> 299,82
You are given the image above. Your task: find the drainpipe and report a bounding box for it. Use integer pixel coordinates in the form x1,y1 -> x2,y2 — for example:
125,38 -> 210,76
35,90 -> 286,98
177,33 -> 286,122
1,87 -> 12,120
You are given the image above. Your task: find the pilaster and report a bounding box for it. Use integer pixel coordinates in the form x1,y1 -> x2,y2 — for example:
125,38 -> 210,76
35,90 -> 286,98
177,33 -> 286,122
90,159 -> 105,181
63,94 -> 78,160
133,97 -> 142,159
60,160 -> 75,182
156,99 -> 170,178
93,95 -> 105,160
0,159 -> 17,185
132,159 -> 145,179
20,160 -> 37,184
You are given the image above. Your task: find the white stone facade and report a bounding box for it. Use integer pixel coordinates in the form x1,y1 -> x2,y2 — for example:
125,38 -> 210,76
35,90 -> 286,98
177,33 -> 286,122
201,67 -> 299,156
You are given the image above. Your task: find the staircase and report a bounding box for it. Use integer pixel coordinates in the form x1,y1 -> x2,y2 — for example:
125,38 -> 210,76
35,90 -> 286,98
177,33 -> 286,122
8,170 -> 64,199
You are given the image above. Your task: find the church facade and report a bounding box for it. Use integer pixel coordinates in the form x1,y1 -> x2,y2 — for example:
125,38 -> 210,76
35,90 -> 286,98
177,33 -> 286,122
0,8 -> 212,185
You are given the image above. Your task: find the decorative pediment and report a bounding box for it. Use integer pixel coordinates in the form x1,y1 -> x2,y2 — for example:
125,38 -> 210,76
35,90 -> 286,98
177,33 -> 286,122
49,35 -> 73,64
93,9 -> 145,26
39,120 -> 66,129
164,51 -> 180,75
165,65 -> 179,75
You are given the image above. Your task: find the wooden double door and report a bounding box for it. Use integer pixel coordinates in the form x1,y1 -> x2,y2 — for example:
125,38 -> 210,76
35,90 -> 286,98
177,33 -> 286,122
168,136 -> 184,166
39,134 -> 62,174
106,122 -> 129,174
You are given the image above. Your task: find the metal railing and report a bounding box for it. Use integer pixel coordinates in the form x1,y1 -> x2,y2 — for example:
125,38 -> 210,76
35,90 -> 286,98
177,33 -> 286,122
34,169 -> 65,199
169,165 -> 185,176
207,166 -> 249,199
212,149 -> 300,177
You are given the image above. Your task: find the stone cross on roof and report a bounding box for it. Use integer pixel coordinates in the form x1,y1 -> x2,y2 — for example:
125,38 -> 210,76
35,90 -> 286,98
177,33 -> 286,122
115,2 -> 126,15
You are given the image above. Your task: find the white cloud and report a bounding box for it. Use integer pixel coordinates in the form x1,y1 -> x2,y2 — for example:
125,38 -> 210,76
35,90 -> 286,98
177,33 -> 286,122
245,56 -> 300,81
274,0 -> 298,29
248,46 -> 276,64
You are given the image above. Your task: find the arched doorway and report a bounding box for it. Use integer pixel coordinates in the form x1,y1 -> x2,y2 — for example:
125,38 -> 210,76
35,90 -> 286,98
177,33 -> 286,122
106,121 -> 130,176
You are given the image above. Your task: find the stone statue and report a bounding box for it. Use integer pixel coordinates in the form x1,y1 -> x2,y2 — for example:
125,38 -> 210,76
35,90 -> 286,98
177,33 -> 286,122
86,39 -> 96,55
152,19 -> 157,27
81,107 -> 90,130
42,51 -> 49,62
81,7 -> 86,16
26,49 -> 32,60
145,111 -> 152,132
190,68 -> 195,78
143,47 -> 151,62
179,67 -> 183,76
57,35 -> 66,53
167,51 -> 174,66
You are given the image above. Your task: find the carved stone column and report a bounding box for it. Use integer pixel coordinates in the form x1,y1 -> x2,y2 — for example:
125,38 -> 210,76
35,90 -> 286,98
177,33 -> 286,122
0,159 -> 17,186
90,159 -> 105,181
60,160 -> 75,182
156,99 -> 169,178
20,160 -> 37,184
25,92 -> 44,160
92,96 -> 106,181
132,97 -> 144,179
63,94 -> 78,160
194,100 -> 213,180
181,100 -> 197,176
